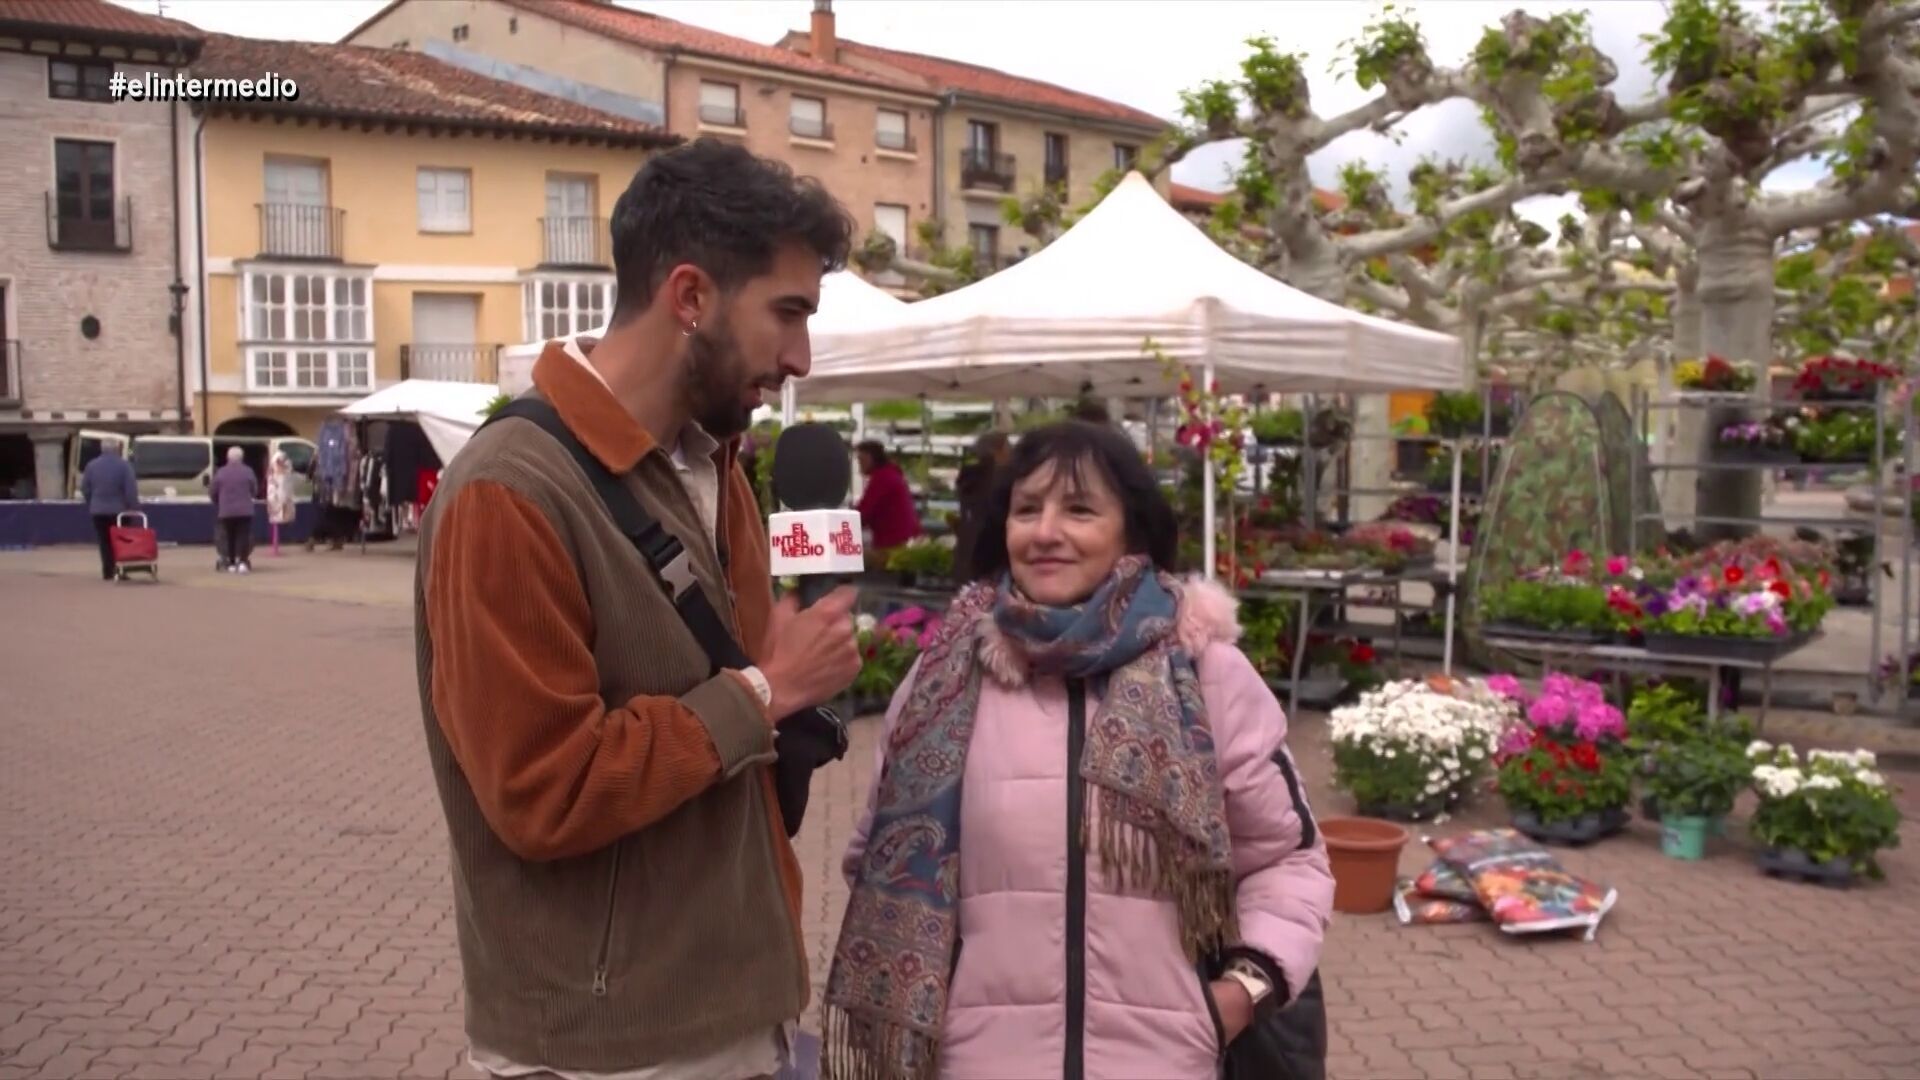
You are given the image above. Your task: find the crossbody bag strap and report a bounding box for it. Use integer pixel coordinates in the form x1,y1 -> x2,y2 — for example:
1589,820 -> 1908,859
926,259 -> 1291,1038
481,398 -> 753,673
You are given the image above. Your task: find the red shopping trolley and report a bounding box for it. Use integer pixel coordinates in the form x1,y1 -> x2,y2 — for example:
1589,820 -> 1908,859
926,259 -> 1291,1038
110,511 -> 159,581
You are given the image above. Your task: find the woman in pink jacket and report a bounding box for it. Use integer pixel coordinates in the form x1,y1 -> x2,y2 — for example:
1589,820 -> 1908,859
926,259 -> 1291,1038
826,421 -> 1334,1080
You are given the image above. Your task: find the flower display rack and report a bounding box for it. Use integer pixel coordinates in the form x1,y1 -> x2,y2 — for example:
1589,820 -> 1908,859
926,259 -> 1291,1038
1629,380 -> 1911,712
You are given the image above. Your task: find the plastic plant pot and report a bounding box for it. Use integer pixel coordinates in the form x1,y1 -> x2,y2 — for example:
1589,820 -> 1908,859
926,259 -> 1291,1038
1660,815 -> 1713,861
1321,817 -> 1410,915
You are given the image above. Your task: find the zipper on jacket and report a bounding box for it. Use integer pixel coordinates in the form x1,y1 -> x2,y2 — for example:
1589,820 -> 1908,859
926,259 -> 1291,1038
1065,680 -> 1088,1080
591,846 -> 624,996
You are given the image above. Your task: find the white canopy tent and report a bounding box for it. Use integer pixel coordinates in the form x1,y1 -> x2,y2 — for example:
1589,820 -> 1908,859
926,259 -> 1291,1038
497,269 -> 910,401
339,379 -> 499,464
795,172 -> 1465,403
794,173 -> 1468,670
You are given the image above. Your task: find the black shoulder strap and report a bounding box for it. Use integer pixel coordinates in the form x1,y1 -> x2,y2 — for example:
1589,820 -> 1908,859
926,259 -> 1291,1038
481,398 -> 753,674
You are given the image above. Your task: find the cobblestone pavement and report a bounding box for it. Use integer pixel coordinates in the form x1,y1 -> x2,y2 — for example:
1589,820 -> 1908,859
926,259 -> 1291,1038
4,560 -> 1919,1080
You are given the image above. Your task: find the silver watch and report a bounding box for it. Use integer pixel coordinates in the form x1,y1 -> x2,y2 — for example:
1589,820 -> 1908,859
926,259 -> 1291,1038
1222,960 -> 1274,1007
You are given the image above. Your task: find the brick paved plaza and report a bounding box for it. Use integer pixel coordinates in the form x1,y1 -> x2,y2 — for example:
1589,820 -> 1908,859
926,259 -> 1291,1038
3,549 -> 1920,1080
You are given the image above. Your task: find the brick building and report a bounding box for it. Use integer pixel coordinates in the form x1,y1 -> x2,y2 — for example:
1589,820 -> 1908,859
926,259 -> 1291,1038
0,0 -> 202,499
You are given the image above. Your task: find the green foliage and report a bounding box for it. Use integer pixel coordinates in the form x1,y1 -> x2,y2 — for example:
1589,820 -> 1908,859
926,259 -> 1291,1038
884,536 -> 954,576
1481,579 -> 1611,632
1342,4 -> 1427,92
1336,161 -> 1388,215
1250,408 -> 1306,444
1749,744 -> 1902,878
1791,410 -> 1889,463
1424,391 -> 1485,436
1179,79 -> 1240,133
1496,734 -> 1635,824
865,399 -> 925,422
1625,682 -> 1708,756
480,392 -> 513,418
1647,735 -> 1753,818
1240,36 -> 1308,117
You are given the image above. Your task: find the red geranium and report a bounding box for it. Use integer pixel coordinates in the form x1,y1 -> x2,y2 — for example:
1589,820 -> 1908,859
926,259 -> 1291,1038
1769,580 -> 1792,599
1349,643 -> 1376,665
1724,564 -> 1746,586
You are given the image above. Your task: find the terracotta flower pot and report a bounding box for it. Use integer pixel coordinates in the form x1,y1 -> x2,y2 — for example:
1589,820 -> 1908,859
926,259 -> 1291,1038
1321,817 -> 1410,915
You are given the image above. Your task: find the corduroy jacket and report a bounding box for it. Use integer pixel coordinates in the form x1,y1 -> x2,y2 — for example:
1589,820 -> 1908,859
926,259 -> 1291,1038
413,342 -> 807,1070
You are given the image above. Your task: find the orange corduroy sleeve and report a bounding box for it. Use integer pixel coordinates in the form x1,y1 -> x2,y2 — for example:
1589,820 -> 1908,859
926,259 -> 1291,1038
425,480 -> 775,862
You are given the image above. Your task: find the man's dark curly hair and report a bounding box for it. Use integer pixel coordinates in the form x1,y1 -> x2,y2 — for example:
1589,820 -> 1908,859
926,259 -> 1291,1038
608,138 -> 855,322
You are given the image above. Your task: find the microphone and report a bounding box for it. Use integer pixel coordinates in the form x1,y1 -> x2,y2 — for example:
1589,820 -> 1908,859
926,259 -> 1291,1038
763,422 -> 859,839
768,422 -> 863,608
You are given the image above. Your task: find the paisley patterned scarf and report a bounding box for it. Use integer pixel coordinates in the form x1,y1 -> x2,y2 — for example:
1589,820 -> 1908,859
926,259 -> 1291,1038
823,555 -> 1237,1080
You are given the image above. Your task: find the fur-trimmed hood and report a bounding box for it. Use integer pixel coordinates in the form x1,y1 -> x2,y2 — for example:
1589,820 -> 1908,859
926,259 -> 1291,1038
976,575 -> 1244,688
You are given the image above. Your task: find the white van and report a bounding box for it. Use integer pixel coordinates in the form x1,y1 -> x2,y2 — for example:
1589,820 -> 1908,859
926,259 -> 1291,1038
68,431 -> 316,501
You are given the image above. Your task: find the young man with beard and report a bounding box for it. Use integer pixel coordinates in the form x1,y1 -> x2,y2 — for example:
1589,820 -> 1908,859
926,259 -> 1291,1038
414,139 -> 864,1079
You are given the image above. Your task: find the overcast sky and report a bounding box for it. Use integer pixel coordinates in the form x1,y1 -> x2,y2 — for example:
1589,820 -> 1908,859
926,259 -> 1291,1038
121,0 -> 1825,224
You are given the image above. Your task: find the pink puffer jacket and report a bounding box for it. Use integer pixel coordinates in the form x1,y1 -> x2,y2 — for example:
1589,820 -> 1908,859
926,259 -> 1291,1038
844,579 -> 1334,1080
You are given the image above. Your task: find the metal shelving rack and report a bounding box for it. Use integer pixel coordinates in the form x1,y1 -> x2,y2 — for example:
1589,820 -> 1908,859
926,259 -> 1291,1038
1629,383 -> 1911,711
1231,385 -> 1518,699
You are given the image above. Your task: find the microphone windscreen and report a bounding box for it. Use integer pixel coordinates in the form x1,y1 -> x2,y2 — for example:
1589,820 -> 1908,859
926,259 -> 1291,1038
771,423 -> 852,511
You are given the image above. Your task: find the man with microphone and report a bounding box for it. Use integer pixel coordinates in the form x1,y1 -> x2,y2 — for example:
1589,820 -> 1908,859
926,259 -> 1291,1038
415,139 -> 861,1080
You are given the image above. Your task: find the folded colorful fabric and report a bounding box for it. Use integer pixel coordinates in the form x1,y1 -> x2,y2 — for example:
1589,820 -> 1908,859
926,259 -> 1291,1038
1428,828 -> 1618,940
1411,859 -> 1479,903
1392,878 -> 1487,925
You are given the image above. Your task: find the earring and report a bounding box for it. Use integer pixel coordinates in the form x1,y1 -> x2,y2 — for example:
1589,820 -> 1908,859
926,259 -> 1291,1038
683,319 -> 698,337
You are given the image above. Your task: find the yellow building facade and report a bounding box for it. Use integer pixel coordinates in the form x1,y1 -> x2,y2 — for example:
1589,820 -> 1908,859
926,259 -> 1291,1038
190,34 -> 673,438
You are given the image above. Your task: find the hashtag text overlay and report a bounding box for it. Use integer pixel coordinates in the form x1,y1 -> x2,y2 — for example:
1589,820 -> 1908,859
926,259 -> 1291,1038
108,70 -> 300,103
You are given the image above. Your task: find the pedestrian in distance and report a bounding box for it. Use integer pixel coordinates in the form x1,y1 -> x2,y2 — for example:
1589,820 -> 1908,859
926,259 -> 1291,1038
416,138 -> 864,1080
828,420 -> 1333,1079
208,446 -> 257,574
79,442 -> 138,582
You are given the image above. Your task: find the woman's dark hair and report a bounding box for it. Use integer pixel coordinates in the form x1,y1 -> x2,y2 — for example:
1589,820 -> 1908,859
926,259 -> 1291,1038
967,420 -> 1178,582
855,440 -> 888,466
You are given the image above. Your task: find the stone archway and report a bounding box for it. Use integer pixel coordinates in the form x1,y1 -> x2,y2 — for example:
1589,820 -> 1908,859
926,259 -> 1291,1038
214,416 -> 296,438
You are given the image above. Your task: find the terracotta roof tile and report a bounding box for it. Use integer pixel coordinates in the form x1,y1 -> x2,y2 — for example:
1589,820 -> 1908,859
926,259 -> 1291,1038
191,33 -> 675,145
0,0 -> 202,47
830,38 -> 1165,130
501,0 -> 930,94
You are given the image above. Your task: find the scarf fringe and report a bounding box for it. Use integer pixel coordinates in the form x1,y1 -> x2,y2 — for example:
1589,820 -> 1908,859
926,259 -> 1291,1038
1088,783 -> 1240,961
822,1004 -> 940,1080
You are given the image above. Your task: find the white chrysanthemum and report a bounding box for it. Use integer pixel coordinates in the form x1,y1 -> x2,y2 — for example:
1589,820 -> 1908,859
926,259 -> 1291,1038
1858,770 -> 1887,788
1803,774 -> 1842,791
1746,740 -> 1773,758
855,613 -> 878,633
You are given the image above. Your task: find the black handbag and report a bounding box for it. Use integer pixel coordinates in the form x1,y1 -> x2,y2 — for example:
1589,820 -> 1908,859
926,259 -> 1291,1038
1214,967 -> 1327,1080
481,399 -> 848,835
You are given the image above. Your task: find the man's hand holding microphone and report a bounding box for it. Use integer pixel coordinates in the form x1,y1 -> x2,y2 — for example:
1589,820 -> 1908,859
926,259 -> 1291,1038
758,584 -> 862,723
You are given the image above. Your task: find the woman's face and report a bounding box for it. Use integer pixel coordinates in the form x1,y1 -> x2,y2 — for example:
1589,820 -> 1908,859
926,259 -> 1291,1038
1005,457 -> 1127,606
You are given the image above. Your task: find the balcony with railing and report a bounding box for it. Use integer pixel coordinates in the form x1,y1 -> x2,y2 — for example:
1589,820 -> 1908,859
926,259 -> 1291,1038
1,340 -> 20,406
959,148 -> 1016,192
540,216 -> 609,269
46,193 -> 132,252
401,343 -> 501,384
258,203 -> 346,261
699,103 -> 747,128
789,116 -> 834,142
876,129 -> 917,154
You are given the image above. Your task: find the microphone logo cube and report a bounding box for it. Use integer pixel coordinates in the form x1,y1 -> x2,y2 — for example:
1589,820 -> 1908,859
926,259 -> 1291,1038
769,509 -> 864,576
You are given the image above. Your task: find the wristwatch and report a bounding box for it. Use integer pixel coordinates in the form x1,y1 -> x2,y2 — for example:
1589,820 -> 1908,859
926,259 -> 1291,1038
1222,959 -> 1275,1008
737,665 -> 773,710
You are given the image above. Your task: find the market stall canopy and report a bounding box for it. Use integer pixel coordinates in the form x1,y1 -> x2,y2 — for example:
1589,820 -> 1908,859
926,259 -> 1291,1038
797,172 -> 1465,403
497,269 -> 909,396
340,379 -> 499,464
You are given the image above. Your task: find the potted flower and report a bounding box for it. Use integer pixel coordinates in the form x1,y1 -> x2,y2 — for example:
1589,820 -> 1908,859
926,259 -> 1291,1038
1715,420 -> 1797,464
1424,391 -> 1485,439
1641,556 -> 1834,660
1791,356 -> 1897,402
1340,521 -> 1435,572
885,535 -> 958,589
1250,408 -> 1306,447
1645,735 -> 1752,860
1327,677 -> 1513,822
1748,742 -> 1902,884
1791,411 -> 1885,464
1673,356 -> 1758,395
1478,553 -> 1614,642
1423,443 -> 1487,494
1625,681 -> 1712,820
850,612 -> 930,714
1491,674 -> 1634,844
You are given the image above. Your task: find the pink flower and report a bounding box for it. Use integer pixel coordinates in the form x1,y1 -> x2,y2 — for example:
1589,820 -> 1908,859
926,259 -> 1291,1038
1528,694 -> 1573,729
1562,549 -> 1591,576
1485,674 -> 1525,701
1606,555 -> 1629,576
882,606 -> 928,630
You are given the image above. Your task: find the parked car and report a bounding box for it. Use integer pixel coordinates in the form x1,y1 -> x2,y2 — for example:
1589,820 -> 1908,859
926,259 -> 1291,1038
67,431 -> 315,501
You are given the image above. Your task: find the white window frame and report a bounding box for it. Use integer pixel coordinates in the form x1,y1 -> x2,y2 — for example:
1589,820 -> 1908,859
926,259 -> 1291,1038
1113,142 -> 1139,171
790,94 -> 826,138
522,274 -> 614,341
239,265 -> 375,393
875,108 -> 909,150
699,81 -> 741,127
416,167 -> 472,233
